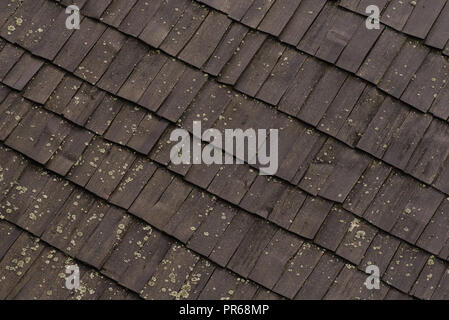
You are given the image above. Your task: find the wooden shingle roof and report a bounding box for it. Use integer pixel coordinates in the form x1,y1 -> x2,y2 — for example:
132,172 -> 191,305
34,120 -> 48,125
1,0 -> 449,300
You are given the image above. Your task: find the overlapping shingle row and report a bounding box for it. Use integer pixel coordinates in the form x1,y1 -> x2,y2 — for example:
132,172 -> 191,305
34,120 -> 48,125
192,0 -> 449,129
38,0 -> 449,200
1,0 -> 449,299
0,146 -> 286,300
0,220 -> 139,300
0,43 -> 447,299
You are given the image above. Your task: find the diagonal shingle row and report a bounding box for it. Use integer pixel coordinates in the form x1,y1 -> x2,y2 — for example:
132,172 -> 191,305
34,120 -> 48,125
30,0 -> 449,199
0,146 -> 285,300
2,0 -> 448,298
2,3 -> 449,268
0,220 -> 139,300
339,0 -> 449,52
0,53 -> 448,299
191,0 -> 449,119
0,77 -> 396,299
2,17 -> 449,275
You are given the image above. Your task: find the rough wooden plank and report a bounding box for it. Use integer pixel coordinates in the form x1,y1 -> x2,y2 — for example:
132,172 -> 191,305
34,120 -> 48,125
74,28 -> 126,85
273,243 -> 323,299
54,18 -> 107,72
104,102 -> 146,146
63,83 -> 106,126
289,196 -> 333,239
235,39 -> 285,97
297,2 -> 338,55
314,206 -> 354,251
127,114 -> 168,155
295,253 -> 344,300
46,126 -> 94,176
118,0 -> 163,37
227,0 -> 254,21
410,255 -> 446,300
336,218 -> 377,264
138,0 -> 189,48
157,68 -> 207,122
117,51 -> 167,103
76,206 -> 131,269
218,30 -> 267,85
0,93 -> 32,141
336,86 -> 385,147
364,172 -> 417,231
241,0 -> 276,28
249,229 -> 302,289
317,76 -> 366,137
6,109 -> 71,165
209,212 -> 255,267
165,189 -> 217,244
179,11 -> 231,69
343,159 -> 391,216
357,98 -> 410,159
391,185 -> 444,243
41,189 -> 97,254
138,59 -> 186,112
382,111 -> 432,170
85,95 -> 123,135
83,0 -> 112,18
279,0 -> 327,46
256,48 -> 307,105
240,176 -> 287,219
297,67 -> 347,126
0,44 -> 24,81
0,221 -> 21,261
178,81 -> 231,132
401,52 -> 449,112
267,185 -> 306,230
336,24 -> 384,73
186,199 -> 237,256
316,10 -> 362,64
425,1 -> 449,49
130,172 -> 190,230
378,40 -> 429,98
103,222 -> 172,292
406,120 -> 449,185
46,75 -> 82,115
227,218 -> 277,277
356,28 -> 407,84
431,267 -> 449,299
381,0 -> 415,30
402,0 -> 446,39
278,57 -> 326,116
257,0 -> 302,36
97,38 -> 148,94
67,137 -> 112,186
85,145 -> 136,199
15,176 -> 74,236
207,165 -> 257,205
23,64 -> 65,105
383,243 -> 429,293
417,199 -> 449,255
108,156 -> 156,209
159,1 -> 209,56
2,53 -> 44,91
101,0 -> 138,27
0,232 -> 44,299
324,265 -> 388,300
299,139 -> 370,202
203,23 -> 248,77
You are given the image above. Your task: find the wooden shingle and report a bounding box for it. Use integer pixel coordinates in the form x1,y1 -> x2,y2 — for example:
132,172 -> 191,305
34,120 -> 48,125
138,0 -> 189,48
383,243 -> 429,293
160,1 -> 209,57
